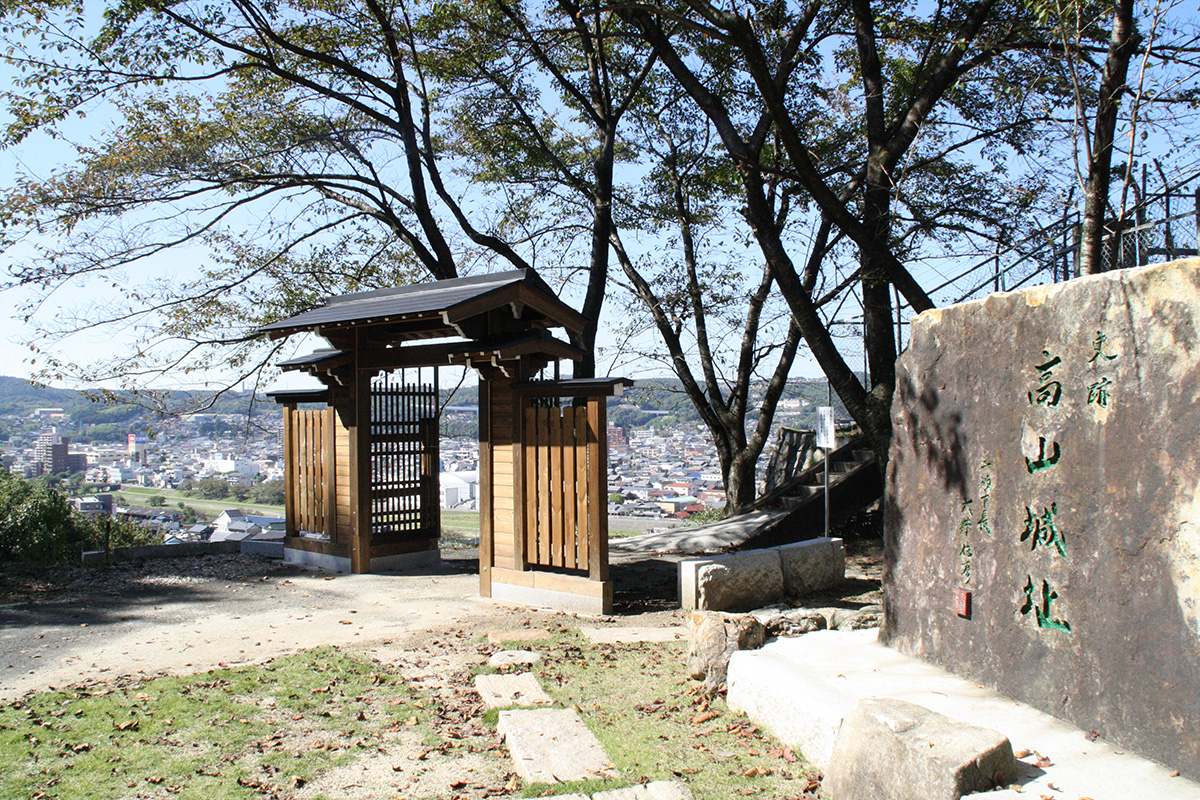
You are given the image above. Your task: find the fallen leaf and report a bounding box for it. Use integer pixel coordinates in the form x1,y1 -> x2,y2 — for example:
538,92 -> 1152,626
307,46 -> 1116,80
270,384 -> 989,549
114,720 -> 139,731
692,710 -> 719,724
1014,749 -> 1032,758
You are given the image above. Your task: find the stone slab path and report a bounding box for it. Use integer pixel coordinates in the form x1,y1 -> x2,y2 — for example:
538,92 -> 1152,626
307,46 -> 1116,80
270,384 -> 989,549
473,672 -> 552,710
497,707 -> 618,783
580,626 -> 686,644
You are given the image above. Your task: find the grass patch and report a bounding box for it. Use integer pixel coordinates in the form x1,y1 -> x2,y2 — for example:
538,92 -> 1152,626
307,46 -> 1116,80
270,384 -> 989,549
0,646 -> 430,800
526,632 -> 821,799
113,486 -> 283,517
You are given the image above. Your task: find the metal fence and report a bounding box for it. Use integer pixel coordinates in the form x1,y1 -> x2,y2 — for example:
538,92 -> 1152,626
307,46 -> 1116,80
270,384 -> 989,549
929,187 -> 1200,309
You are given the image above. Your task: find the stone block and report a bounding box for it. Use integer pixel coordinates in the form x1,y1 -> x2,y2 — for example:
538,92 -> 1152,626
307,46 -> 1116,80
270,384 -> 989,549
497,707 -> 617,783
768,608 -> 829,636
726,644 -> 852,768
581,626 -> 686,644
679,549 -> 785,612
824,698 -> 1017,800
778,537 -> 844,596
474,673 -> 552,709
686,611 -> 765,692
885,257 -> 1200,778
489,650 -> 542,668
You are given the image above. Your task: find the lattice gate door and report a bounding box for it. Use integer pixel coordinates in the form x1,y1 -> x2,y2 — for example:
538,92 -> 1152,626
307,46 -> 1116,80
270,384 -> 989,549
370,373 -> 440,544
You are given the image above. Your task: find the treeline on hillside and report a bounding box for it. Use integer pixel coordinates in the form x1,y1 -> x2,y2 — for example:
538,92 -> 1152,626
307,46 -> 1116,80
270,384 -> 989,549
0,469 -> 158,562
0,376 -> 275,443
1,374 -> 849,443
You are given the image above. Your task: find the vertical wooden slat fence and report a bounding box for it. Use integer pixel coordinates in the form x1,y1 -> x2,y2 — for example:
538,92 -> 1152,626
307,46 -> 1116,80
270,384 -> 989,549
284,406 -> 334,538
522,399 -> 603,574
370,374 -> 440,542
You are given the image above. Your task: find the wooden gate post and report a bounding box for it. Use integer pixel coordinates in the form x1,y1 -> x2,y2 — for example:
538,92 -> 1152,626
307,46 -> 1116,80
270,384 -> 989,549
282,402 -> 297,538
586,395 -> 609,583
348,364 -> 372,575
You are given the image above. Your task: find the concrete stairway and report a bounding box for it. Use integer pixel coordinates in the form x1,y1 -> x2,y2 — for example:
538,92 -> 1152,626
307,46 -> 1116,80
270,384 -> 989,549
611,437 -> 880,557
736,436 -> 881,550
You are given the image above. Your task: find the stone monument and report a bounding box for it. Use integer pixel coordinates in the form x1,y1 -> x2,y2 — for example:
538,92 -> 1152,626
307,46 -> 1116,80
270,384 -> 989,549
883,257 -> 1200,780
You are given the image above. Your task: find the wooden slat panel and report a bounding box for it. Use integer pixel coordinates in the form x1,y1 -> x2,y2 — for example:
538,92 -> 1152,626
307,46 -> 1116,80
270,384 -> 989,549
562,405 -> 579,569
539,406 -> 554,566
523,406 -> 538,567
549,407 -> 565,568
574,405 -> 589,571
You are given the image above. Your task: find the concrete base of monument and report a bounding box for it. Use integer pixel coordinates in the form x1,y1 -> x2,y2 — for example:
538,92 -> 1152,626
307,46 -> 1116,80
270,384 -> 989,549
282,546 -> 440,573
727,629 -> 1200,800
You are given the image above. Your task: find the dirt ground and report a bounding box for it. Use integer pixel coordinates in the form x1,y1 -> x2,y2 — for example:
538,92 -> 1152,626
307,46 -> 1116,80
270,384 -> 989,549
0,550 -> 694,701
0,533 -> 880,800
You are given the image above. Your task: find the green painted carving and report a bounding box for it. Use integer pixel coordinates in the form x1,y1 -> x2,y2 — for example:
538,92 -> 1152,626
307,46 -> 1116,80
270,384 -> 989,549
1020,576 -> 1072,633
1089,330 -> 1118,363
1020,502 -> 1066,557
1029,350 -> 1064,407
1025,437 -> 1062,473
1087,376 -> 1113,407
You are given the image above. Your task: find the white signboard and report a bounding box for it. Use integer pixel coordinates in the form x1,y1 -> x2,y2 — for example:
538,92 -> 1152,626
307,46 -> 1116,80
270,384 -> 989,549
816,407 -> 836,449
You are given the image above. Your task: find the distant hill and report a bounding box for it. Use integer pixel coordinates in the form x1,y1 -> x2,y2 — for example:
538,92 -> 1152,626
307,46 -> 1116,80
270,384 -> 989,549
0,376 -> 80,414
0,376 -> 274,439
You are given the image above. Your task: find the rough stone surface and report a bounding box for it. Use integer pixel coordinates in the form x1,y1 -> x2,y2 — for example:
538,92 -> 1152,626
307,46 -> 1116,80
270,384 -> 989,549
473,672 -> 552,709
749,604 -> 883,637
592,781 -> 696,799
488,628 -> 552,645
686,611 -> 765,692
831,605 -> 884,631
489,649 -> 542,668
759,608 -> 829,636
885,257 -> 1200,780
680,549 -> 784,611
778,537 -> 845,596
497,707 -> 618,783
824,698 -> 1017,800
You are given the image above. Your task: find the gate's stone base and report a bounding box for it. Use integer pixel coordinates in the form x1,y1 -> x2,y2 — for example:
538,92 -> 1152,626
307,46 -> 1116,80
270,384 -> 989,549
490,567 -> 613,615
283,546 -> 440,573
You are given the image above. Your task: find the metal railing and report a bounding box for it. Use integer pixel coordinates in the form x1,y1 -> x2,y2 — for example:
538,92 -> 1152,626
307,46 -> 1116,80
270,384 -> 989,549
927,186 -> 1200,309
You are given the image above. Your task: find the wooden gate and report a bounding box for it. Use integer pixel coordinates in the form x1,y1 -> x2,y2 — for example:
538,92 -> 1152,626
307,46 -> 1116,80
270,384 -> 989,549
370,375 -> 440,543
521,398 -> 605,578
283,406 -> 335,538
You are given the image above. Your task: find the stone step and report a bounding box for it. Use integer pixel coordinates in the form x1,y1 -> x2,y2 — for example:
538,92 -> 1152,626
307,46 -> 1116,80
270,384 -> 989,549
498,707 -> 618,784
726,630 -> 1200,800
474,672 -> 552,710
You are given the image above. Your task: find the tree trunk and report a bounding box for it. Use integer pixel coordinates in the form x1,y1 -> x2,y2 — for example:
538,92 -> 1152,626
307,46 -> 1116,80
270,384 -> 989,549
724,449 -> 759,510
1079,0 -> 1141,275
